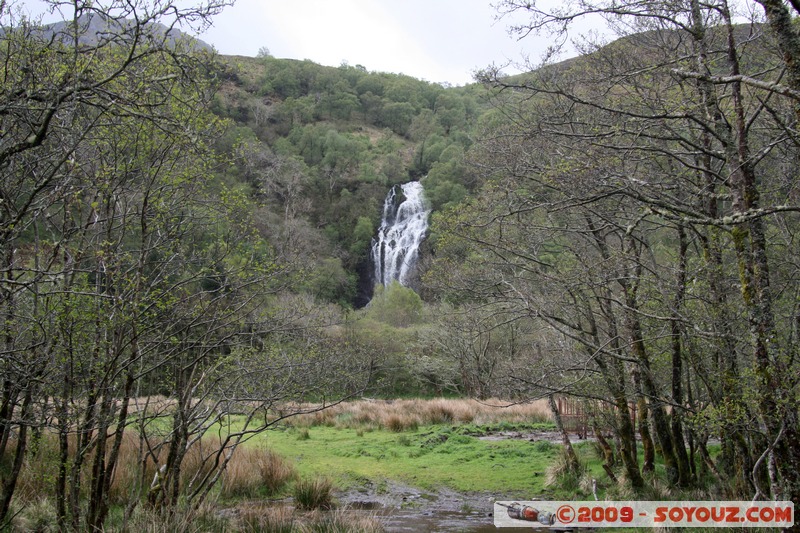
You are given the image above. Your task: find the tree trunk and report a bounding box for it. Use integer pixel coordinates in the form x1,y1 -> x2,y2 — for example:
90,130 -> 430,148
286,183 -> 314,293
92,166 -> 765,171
669,226 -> 692,486
548,394 -> 581,475
755,0 -> 800,122
631,367 -> 655,474
623,265 -> 680,485
721,7 -> 800,509
0,389 -> 32,524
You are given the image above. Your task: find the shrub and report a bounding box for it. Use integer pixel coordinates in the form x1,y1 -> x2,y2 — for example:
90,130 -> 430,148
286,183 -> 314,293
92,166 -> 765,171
366,282 -> 424,328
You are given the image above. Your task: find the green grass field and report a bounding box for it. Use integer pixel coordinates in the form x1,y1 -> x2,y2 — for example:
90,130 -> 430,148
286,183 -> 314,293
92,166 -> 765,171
254,423 -> 602,498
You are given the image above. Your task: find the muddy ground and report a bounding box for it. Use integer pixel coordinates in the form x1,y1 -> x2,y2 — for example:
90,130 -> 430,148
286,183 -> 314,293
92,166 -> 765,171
338,479 -> 556,532
343,429 -> 588,531
221,429 -> 584,532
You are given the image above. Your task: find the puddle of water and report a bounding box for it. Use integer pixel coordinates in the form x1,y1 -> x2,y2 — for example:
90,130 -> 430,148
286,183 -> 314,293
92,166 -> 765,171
345,495 -> 552,532
380,509 -> 533,532
338,480 -> 572,532
380,510 -> 579,532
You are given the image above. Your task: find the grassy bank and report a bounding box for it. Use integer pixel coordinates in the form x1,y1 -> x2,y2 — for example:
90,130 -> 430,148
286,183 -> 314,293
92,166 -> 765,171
247,398 -> 721,503
247,397 -> 574,497
256,423 -> 580,497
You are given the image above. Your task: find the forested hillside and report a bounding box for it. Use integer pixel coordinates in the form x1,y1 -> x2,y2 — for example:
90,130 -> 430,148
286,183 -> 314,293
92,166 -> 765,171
2,0 -> 800,530
210,54 -> 485,306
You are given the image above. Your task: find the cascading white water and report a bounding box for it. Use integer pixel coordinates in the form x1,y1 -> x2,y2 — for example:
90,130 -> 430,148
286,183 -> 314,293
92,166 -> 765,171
371,181 -> 431,287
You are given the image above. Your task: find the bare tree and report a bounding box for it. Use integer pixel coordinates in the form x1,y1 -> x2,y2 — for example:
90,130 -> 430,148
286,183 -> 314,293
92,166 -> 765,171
428,0 -> 800,499
0,2 -> 373,530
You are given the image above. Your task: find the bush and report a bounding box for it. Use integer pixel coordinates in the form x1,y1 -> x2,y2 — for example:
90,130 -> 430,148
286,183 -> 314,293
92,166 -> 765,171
367,282 -> 424,328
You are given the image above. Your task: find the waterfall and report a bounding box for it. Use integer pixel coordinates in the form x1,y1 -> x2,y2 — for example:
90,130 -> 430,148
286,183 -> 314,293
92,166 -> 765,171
371,181 -> 431,287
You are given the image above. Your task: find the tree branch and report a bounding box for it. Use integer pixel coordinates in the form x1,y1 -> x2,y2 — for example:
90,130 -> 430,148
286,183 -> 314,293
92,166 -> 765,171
671,69 -> 800,101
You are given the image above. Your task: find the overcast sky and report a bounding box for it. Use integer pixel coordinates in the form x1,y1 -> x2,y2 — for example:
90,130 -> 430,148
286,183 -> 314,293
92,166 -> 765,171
198,0 -> 544,86
20,0 -> 574,86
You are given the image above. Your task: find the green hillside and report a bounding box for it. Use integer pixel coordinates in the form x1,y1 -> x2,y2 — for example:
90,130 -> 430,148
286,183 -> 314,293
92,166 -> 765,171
206,54 -> 484,306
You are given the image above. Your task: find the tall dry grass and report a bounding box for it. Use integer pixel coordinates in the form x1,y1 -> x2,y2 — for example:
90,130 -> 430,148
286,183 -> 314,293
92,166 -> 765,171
287,398 -> 552,430
108,431 -> 155,505
221,445 -> 297,499
238,503 -> 296,532
7,428 -> 296,509
111,431 -> 224,503
237,504 -> 384,533
293,476 -> 334,510
118,502 -> 228,532
11,497 -> 59,532
13,434 -> 61,503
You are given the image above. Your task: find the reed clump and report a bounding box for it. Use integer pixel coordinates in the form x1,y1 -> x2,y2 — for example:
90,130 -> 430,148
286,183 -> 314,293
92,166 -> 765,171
293,476 -> 334,510
221,446 -> 297,498
237,504 -> 384,533
6,429 -> 298,508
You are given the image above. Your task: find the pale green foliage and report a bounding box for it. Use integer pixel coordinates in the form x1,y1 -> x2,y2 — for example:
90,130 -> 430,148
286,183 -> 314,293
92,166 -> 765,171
350,216 -> 374,256
425,169 -> 469,210
366,282 -> 424,328
302,257 -> 356,306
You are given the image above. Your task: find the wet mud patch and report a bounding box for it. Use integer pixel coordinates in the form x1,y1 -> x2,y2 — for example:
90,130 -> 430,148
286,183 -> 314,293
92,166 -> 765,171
474,429 -> 591,445
338,479 -> 551,532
